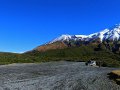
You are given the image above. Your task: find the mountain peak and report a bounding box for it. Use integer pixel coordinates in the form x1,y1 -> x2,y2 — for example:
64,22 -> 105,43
115,24 -> 120,28
49,34 -> 73,44
49,24 -> 120,44
109,24 -> 120,31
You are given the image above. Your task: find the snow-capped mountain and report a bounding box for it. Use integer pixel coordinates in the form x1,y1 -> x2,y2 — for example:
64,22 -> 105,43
29,24 -> 120,67
49,24 -> 120,44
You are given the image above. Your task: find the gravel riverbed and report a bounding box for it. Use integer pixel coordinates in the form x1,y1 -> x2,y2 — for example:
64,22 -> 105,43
0,61 -> 119,90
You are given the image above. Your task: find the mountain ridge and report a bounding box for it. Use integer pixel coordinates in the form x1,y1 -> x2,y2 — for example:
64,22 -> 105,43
34,24 -> 120,52
49,24 -> 120,44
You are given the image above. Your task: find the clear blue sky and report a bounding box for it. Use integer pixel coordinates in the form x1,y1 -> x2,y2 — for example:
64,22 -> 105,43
0,0 -> 120,53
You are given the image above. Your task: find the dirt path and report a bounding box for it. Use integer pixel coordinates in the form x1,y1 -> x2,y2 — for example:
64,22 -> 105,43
0,61 -> 119,90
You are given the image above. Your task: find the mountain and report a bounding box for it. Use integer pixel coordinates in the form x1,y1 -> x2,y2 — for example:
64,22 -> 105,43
49,24 -> 120,44
0,24 -> 120,67
25,24 -> 120,67
34,24 -> 120,52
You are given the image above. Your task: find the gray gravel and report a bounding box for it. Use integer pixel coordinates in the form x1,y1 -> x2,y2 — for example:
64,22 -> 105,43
0,61 -> 119,90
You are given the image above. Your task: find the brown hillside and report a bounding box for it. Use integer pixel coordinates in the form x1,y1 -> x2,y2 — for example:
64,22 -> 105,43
34,42 -> 67,52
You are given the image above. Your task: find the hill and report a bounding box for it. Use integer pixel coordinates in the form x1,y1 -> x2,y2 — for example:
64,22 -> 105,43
27,43 -> 120,67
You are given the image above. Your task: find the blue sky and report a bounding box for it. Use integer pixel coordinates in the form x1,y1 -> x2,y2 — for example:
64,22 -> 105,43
0,0 -> 120,53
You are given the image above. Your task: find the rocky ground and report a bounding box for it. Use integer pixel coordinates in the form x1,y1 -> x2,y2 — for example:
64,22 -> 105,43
0,61 -> 119,90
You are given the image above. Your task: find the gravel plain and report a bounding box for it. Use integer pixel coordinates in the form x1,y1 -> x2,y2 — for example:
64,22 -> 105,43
0,61 -> 119,90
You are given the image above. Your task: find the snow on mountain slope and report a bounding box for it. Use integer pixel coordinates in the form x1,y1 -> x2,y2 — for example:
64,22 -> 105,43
49,34 -> 77,44
49,24 -> 120,44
